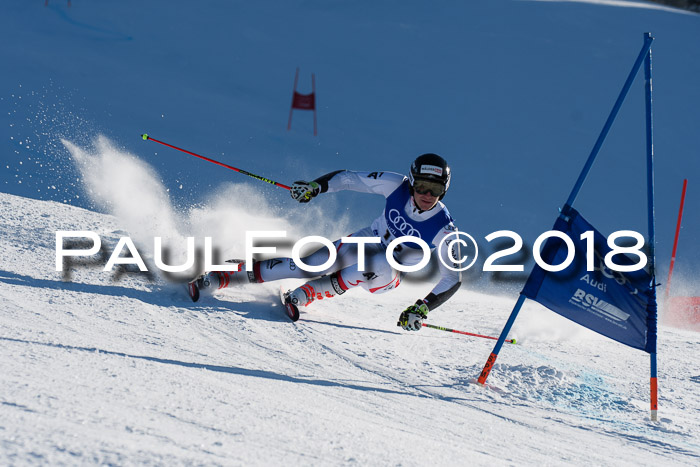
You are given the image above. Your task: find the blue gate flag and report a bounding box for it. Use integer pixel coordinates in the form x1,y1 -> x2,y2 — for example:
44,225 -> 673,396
522,206 -> 653,352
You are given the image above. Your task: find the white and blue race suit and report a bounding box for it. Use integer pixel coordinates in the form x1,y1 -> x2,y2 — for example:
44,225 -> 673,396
256,170 -> 462,310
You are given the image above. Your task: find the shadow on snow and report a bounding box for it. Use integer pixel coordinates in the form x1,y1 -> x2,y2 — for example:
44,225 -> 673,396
0,335 -> 416,397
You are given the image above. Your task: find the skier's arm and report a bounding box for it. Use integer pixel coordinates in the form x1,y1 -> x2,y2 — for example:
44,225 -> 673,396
398,224 -> 463,330
313,170 -> 405,197
423,225 -> 462,310
291,170 -> 404,202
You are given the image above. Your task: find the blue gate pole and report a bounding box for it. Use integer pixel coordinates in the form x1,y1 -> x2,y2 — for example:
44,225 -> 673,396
477,35 -> 655,387
477,295 -> 525,384
564,34 -> 654,209
643,32 -> 659,422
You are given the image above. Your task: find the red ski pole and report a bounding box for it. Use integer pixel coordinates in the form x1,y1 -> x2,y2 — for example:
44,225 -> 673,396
665,178 -> 687,301
141,134 -> 291,191
422,323 -> 517,344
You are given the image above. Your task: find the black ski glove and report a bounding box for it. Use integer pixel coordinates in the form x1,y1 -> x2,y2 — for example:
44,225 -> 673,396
290,181 -> 321,203
397,300 -> 429,331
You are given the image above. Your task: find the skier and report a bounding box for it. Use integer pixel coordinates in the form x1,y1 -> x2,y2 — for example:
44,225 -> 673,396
190,153 -> 462,330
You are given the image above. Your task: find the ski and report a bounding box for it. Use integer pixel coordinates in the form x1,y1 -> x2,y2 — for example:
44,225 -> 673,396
188,260 -> 298,322
187,276 -> 201,302
279,287 -> 300,322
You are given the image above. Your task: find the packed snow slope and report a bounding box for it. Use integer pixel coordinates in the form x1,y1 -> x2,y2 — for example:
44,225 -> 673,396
1,191 -> 699,465
2,0 -> 700,464
2,0 -> 700,287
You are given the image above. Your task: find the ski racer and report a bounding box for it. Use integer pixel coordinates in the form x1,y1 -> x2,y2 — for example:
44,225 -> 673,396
190,153 -> 463,331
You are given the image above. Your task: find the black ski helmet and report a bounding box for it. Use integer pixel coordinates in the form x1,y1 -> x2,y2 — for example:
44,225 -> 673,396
409,153 -> 451,199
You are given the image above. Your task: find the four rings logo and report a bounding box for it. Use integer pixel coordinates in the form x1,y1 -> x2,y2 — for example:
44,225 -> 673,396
388,209 -> 421,238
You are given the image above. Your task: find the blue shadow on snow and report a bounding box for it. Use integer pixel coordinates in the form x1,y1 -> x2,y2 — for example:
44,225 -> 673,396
0,336 -> 413,396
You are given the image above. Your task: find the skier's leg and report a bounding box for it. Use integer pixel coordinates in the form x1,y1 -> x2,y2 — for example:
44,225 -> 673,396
285,271 -> 348,308
285,242 -> 399,308
195,262 -> 257,298
256,226 -> 374,283
204,227 -> 373,295
197,241 -> 342,297
334,248 -> 401,296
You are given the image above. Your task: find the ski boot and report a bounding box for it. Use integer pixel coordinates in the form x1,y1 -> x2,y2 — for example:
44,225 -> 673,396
187,274 -> 210,303
188,265 -> 256,303
280,288 -> 305,322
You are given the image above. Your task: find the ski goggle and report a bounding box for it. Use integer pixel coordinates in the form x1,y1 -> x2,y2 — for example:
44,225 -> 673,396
413,179 -> 445,197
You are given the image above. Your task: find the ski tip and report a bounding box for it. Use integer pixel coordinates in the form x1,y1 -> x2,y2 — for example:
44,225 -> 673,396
279,287 -> 300,322
187,281 -> 200,302
286,303 -> 300,322
141,133 -> 148,141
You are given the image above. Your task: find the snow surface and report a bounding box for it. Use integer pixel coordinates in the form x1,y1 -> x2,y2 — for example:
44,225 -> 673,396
2,191 -> 700,464
2,0 -> 700,464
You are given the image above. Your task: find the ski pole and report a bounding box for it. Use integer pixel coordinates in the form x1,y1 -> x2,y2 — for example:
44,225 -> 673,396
141,134 -> 291,190
422,323 -> 517,344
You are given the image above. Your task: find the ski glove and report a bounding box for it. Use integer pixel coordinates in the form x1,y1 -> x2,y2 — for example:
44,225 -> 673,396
290,181 -> 321,203
397,300 -> 429,331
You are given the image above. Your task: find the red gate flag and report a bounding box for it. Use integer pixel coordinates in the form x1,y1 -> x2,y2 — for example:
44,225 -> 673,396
287,68 -> 317,136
